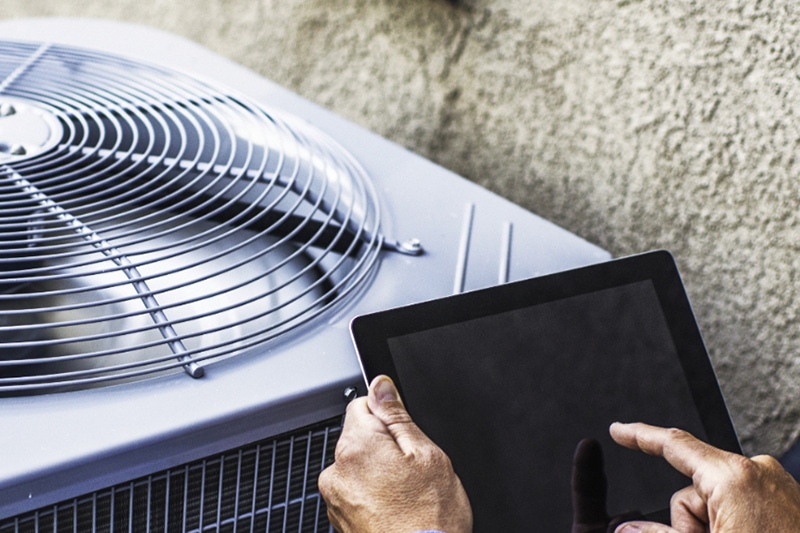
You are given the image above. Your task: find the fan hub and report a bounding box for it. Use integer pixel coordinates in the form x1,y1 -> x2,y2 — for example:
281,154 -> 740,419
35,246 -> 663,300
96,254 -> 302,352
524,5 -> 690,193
0,98 -> 62,163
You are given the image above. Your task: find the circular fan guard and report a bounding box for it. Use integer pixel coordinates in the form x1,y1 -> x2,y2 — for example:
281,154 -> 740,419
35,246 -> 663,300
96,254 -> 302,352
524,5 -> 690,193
0,41 -> 387,392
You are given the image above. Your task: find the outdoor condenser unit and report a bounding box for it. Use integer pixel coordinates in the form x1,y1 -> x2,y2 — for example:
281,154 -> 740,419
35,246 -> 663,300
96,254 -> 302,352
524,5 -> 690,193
0,18 -> 610,532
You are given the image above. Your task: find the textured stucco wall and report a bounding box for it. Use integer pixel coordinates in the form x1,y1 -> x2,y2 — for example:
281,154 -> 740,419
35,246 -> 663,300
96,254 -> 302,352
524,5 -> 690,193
4,0 -> 800,456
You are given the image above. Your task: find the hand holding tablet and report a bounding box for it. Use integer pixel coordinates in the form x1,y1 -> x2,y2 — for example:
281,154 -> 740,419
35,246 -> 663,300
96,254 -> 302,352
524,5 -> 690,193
318,375 -> 473,533
319,376 -> 800,533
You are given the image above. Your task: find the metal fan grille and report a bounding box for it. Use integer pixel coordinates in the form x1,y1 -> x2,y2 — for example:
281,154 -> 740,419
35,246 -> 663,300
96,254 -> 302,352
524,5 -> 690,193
0,41 -> 386,392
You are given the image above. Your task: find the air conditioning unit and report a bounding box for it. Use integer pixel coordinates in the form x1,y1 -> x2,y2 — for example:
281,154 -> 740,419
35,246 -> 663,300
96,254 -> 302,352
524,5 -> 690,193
0,18 -> 610,532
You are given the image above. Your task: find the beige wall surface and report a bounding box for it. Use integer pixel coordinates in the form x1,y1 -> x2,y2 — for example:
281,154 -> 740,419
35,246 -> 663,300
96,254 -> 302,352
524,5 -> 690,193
4,0 -> 800,456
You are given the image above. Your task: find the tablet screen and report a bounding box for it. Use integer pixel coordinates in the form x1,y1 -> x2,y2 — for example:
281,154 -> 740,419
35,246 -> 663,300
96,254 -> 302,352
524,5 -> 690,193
351,251 -> 739,532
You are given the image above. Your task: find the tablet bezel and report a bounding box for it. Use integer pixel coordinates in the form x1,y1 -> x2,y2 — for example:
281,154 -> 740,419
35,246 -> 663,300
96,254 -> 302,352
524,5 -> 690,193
350,250 -> 741,528
351,250 -> 740,454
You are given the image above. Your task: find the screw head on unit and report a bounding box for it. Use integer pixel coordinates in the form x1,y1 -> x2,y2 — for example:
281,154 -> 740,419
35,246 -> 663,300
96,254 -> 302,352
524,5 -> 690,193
400,238 -> 423,255
343,386 -> 359,403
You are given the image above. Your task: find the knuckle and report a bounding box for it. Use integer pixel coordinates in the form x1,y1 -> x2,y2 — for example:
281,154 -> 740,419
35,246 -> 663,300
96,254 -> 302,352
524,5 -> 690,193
418,442 -> 453,470
332,442 -> 346,462
664,427 -> 691,442
751,454 -> 781,469
657,427 -> 692,455
748,454 -> 790,481
432,446 -> 453,468
332,438 -> 357,463
345,397 -> 367,414
317,467 -> 334,496
723,454 -> 761,483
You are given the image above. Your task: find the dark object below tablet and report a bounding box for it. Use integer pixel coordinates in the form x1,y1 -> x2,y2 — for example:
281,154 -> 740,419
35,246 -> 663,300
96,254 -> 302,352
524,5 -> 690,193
350,250 -> 740,532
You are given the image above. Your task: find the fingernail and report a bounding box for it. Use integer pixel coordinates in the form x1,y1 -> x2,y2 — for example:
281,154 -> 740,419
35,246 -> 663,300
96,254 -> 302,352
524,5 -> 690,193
372,376 -> 398,403
609,421 -> 629,434
616,524 -> 642,533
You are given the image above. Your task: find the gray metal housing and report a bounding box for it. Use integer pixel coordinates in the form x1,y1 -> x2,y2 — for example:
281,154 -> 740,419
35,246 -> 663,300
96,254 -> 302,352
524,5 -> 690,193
0,18 -> 610,519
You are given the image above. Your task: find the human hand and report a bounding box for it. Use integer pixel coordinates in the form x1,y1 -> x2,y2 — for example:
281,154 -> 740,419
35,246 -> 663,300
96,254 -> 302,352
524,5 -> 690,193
318,375 -> 473,533
610,422 -> 800,533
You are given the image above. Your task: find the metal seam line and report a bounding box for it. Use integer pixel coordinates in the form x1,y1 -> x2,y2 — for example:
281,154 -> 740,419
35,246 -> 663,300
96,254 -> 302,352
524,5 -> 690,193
499,222 -> 513,284
453,202 -> 475,294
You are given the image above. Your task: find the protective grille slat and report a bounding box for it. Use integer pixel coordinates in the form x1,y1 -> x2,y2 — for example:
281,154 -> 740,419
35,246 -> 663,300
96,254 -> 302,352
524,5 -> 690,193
0,39 -> 384,392
0,418 -> 341,533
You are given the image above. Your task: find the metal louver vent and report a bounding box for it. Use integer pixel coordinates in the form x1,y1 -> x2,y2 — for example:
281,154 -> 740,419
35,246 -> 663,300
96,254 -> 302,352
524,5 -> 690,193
0,417 -> 341,533
0,40 -> 395,392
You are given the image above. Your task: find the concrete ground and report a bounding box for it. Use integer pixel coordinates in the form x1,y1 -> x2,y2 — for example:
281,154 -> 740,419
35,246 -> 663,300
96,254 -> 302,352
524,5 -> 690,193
3,0 -> 800,457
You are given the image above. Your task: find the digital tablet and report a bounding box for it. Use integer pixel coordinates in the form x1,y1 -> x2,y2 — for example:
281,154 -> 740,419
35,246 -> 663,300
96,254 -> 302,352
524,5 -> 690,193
350,250 -> 740,532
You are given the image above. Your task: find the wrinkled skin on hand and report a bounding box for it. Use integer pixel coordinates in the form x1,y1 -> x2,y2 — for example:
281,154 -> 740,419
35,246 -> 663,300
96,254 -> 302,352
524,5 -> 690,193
318,375 -> 472,533
610,422 -> 800,533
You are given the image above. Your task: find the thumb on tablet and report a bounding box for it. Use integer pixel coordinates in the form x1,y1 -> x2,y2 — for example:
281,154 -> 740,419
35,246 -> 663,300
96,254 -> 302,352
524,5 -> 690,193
367,375 -> 430,453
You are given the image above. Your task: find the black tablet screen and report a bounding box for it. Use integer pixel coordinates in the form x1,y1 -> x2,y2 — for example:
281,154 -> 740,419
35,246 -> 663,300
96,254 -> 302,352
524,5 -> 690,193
385,279 -> 707,531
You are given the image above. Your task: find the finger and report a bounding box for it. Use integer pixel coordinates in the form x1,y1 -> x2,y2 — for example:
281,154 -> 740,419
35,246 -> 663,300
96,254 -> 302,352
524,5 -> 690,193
571,438 -> 609,529
334,396 -> 394,461
615,521 -> 681,533
338,396 -> 371,439
342,395 -> 369,422
367,374 -> 405,411
609,422 -> 732,480
668,485 -> 709,533
366,375 -> 432,454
